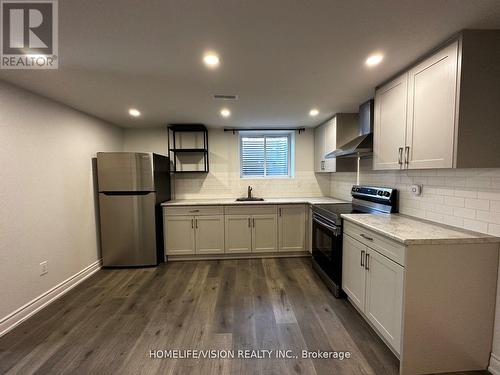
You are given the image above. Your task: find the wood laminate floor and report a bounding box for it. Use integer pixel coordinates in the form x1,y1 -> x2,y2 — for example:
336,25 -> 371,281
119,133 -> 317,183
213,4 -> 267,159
0,258 -> 490,375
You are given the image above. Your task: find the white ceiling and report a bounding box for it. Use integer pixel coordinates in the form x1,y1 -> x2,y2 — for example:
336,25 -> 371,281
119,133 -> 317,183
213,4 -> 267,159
1,0 -> 500,128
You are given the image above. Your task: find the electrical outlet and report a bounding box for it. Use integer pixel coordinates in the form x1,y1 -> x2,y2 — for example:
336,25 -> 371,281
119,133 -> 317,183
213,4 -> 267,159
40,261 -> 48,276
410,184 -> 423,196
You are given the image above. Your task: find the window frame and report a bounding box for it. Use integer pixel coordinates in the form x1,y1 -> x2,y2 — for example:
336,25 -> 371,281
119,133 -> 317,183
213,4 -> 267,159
239,130 -> 295,179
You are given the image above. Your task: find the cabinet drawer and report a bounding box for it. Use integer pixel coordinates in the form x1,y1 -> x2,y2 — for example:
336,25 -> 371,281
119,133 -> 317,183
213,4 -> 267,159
163,206 -> 223,216
344,221 -> 405,266
224,205 -> 277,215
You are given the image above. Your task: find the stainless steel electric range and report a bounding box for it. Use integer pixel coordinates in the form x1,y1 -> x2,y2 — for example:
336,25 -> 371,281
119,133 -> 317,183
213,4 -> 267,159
311,185 -> 398,297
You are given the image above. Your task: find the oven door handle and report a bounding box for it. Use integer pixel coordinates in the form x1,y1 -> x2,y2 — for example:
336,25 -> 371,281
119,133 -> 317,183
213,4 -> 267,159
313,214 -> 340,235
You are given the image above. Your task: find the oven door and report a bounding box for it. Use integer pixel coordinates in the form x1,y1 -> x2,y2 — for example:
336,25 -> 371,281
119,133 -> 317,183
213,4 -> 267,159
311,213 -> 343,289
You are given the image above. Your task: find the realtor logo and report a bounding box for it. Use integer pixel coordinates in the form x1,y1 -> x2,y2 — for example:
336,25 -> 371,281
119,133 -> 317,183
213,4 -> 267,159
1,0 -> 58,69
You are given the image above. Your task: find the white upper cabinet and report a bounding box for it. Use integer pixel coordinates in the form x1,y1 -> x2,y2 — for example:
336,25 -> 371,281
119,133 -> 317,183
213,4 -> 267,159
374,31 -> 500,170
406,41 -> 458,169
374,74 -> 408,170
314,123 -> 326,172
374,41 -> 459,170
314,115 -> 357,173
314,120 -> 336,173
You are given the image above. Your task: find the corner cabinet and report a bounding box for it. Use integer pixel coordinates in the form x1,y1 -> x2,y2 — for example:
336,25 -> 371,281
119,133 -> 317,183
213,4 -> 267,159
314,114 -> 358,173
374,30 -> 500,170
314,120 -> 335,172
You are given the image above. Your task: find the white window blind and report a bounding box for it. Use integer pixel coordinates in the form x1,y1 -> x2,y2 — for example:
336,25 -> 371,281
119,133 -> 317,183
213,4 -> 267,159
240,132 -> 292,178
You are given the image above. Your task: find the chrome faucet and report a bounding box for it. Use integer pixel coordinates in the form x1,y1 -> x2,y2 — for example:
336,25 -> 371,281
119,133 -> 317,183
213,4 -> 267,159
247,186 -> 253,199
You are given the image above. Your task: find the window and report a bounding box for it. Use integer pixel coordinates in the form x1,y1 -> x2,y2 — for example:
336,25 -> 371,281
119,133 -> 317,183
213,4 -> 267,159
240,131 -> 294,178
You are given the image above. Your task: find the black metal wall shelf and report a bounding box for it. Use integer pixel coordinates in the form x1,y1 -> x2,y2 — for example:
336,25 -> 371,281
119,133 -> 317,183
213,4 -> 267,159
168,124 -> 209,173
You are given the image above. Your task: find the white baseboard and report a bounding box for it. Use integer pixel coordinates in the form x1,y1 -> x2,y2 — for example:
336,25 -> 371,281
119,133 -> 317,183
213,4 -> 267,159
489,353 -> 500,375
0,259 -> 102,337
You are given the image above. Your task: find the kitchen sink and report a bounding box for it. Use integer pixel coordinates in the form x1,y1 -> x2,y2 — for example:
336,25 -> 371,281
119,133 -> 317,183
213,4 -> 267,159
235,197 -> 265,202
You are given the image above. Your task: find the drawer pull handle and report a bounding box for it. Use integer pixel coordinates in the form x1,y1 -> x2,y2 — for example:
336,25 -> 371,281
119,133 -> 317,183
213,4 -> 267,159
360,250 -> 365,267
365,253 -> 370,270
360,234 -> 374,241
190,209 -> 200,213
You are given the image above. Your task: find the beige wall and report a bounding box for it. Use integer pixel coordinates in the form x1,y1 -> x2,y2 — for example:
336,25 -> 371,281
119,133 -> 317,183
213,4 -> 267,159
123,127 -> 330,199
0,81 -> 123,320
123,127 -> 168,155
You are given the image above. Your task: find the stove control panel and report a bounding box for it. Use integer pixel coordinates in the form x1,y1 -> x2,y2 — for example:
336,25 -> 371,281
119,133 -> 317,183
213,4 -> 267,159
351,185 -> 397,205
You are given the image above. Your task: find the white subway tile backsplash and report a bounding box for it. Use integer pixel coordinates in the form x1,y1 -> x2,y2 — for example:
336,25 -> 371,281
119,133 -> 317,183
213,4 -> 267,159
463,219 -> 489,233
466,177 -> 491,189
464,198 -> 490,211
454,189 -> 478,198
491,201 -> 500,212
444,196 -> 465,207
445,177 -> 466,187
330,167 -> 500,237
453,207 -> 476,219
489,223 -> 500,236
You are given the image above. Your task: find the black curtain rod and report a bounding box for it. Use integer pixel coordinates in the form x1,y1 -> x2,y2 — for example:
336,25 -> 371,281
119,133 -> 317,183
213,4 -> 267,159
224,127 -> 306,134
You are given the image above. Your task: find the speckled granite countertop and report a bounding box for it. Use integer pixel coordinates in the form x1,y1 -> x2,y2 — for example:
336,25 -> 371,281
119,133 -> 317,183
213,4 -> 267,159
162,197 -> 347,206
342,213 -> 500,245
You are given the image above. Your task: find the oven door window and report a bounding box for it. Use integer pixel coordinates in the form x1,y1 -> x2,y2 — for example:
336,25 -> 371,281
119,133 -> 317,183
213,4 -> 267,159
313,220 -> 334,262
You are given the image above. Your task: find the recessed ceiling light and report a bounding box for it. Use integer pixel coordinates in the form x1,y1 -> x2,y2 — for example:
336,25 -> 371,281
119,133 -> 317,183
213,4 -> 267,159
365,53 -> 384,67
128,108 -> 141,117
309,108 -> 319,117
203,52 -> 220,68
220,108 -> 231,118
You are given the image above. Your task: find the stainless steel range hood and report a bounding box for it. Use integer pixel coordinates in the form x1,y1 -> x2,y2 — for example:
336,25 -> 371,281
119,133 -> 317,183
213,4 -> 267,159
326,100 -> 374,159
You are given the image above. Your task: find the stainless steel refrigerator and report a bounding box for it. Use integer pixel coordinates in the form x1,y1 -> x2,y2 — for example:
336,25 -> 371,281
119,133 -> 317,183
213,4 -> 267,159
97,152 -> 171,267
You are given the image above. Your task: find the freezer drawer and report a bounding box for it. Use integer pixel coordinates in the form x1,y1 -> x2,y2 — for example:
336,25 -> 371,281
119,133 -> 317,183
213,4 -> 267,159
97,152 -> 154,192
99,192 -> 158,266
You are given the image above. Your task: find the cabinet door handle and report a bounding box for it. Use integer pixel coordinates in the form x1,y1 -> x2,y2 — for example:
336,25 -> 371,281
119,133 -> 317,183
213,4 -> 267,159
279,208 -> 282,216
321,160 -> 325,170
398,147 -> 403,165
405,146 -> 410,166
360,233 -> 374,241
195,219 -> 198,228
191,219 -> 194,229
365,253 -> 370,270
360,250 -> 365,267
253,218 -> 255,227
248,218 -> 251,227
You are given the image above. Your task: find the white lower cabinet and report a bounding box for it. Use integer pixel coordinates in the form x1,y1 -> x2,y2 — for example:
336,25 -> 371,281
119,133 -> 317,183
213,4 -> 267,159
364,247 -> 403,354
195,215 -> 225,254
342,234 -> 367,311
252,215 -> 278,252
225,213 -> 278,253
165,214 -> 224,255
225,215 -> 252,253
164,204 -> 307,257
164,216 -> 196,255
278,205 -> 306,252
342,233 -> 403,354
